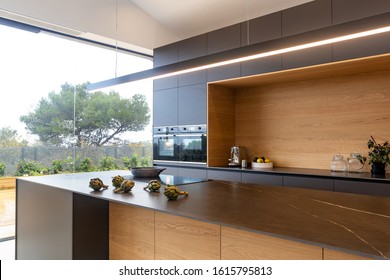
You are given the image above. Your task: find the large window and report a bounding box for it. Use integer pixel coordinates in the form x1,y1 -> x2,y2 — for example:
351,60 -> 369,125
0,23 -> 153,176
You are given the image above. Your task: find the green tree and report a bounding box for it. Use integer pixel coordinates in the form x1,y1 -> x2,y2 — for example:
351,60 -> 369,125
0,127 -> 28,147
20,83 -> 150,147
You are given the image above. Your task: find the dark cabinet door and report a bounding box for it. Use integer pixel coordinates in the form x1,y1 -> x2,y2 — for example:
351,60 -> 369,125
153,88 -> 178,126
332,0 -> 390,25
178,83 -> 207,125
281,0 -> 332,36
334,179 -> 390,197
207,170 -> 242,182
154,42 -> 178,67
178,167 -> 207,179
283,176 -> 334,191
241,172 -> 283,187
333,33 -> 390,62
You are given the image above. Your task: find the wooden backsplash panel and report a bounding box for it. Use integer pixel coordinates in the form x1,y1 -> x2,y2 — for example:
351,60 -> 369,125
234,69 -> 390,170
207,84 -> 236,166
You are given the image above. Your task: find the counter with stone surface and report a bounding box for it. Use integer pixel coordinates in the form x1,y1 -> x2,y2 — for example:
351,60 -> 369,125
16,170 -> 390,259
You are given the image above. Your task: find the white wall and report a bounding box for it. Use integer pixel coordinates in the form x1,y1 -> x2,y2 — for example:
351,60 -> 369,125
0,0 -> 178,55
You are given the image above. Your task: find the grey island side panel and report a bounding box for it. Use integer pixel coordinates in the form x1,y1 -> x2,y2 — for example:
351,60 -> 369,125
16,180 -> 73,260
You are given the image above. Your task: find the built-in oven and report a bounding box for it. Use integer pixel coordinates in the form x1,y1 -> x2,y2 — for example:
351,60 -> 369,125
153,125 -> 207,164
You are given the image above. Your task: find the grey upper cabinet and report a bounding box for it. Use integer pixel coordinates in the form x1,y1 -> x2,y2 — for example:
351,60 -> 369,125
178,34 -> 207,62
179,70 -> 207,87
281,0 -> 332,37
332,0 -> 390,25
207,64 -> 241,82
153,88 -> 178,126
241,55 -> 282,77
177,33 -> 207,87
240,12 -> 282,46
332,32 -> 390,62
207,24 -> 241,54
153,42 -> 178,67
282,45 -> 333,70
153,76 -> 178,91
240,12 -> 282,76
280,0 -> 332,69
178,84 -> 207,125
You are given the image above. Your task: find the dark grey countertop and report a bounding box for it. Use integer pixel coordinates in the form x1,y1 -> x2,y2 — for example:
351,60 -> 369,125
17,170 -> 390,259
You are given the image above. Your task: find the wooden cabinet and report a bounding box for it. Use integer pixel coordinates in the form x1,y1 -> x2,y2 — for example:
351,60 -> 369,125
221,226 -> 322,260
155,212 -> 220,260
241,172 -> 283,186
109,202 -> 155,260
283,176 -> 333,191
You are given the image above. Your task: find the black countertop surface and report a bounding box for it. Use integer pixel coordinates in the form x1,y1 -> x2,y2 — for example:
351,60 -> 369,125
18,170 -> 390,259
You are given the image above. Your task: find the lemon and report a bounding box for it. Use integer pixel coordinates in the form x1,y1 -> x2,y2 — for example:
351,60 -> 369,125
257,158 -> 264,163
264,159 -> 271,163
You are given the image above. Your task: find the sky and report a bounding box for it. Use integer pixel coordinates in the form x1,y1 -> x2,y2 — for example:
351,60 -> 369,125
0,24 -> 153,143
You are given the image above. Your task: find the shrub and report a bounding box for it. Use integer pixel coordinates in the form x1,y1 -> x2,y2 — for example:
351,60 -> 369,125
15,160 -> 48,176
98,156 -> 119,171
75,157 -> 98,172
50,157 -> 74,174
0,161 -> 6,176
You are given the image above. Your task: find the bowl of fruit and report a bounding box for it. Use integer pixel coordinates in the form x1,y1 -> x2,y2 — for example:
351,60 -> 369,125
252,156 -> 273,168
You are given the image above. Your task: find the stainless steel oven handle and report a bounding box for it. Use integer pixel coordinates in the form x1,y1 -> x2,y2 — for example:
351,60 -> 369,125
174,133 -> 206,137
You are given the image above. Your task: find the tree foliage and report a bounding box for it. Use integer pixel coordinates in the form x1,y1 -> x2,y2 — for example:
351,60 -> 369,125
0,127 -> 28,147
20,83 -> 150,147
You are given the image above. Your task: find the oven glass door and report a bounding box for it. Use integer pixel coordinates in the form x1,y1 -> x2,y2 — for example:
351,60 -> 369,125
177,134 -> 207,163
153,135 -> 177,161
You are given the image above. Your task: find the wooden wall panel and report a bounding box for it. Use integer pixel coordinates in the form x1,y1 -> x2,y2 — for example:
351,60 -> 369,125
109,202 -> 155,260
221,226 -> 322,260
207,84 -> 236,166
155,211 -> 220,260
323,248 -> 373,260
234,69 -> 390,170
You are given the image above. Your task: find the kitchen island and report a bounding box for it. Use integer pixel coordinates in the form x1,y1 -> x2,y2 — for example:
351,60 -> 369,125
16,170 -> 390,260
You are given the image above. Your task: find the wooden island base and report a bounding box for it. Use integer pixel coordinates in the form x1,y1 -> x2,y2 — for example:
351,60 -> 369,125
109,202 -> 371,260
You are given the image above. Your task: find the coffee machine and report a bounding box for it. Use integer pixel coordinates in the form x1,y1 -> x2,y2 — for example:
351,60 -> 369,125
228,146 -> 247,167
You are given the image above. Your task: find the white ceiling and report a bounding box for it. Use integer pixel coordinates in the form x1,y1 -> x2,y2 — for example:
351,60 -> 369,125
0,0 -> 313,56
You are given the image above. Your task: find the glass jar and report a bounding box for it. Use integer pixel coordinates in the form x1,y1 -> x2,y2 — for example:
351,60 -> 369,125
347,152 -> 365,173
330,154 -> 346,172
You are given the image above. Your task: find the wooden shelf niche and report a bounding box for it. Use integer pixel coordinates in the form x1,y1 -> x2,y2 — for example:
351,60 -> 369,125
207,54 -> 390,169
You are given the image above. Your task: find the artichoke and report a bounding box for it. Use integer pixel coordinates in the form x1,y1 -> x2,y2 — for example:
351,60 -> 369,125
144,179 -> 162,192
112,175 -> 125,188
89,178 -> 108,191
163,185 -> 188,200
114,179 -> 135,193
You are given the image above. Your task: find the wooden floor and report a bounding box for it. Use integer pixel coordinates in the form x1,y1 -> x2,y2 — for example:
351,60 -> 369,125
0,188 -> 16,240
